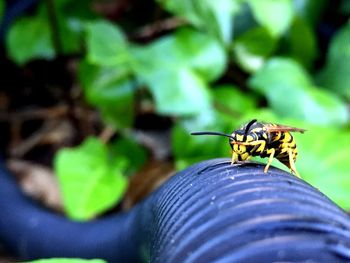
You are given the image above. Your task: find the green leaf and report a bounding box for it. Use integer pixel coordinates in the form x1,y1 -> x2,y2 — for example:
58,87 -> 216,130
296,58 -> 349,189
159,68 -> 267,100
6,16 -> 55,65
318,24 -> 350,100
172,123 -> 231,170
3,1 -> 110,66
85,20 -> 130,66
111,137 -> 148,175
132,28 -> 226,115
5,1 -> 88,63
79,60 -> 134,128
133,28 -> 227,81
232,27 -> 276,72
175,28 -> 227,81
50,0 -> 87,55
58,17 -> 84,54
178,105 -> 227,132
213,84 -> 257,115
246,0 -> 294,37
201,0 -> 239,43
26,259 -> 106,263
249,58 -> 348,126
0,0 -> 4,21
156,0 -> 240,43
284,16 -> 317,68
54,137 -> 128,220
141,67 -> 211,115
293,0 -> 327,25
341,0 -> 350,14
56,0 -> 96,19
297,127 -> 350,210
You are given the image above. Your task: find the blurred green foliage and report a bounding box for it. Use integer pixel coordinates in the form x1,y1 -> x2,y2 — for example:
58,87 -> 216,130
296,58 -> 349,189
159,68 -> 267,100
0,0 -> 4,22
4,0 -> 350,215
249,58 -> 348,125
247,0 -> 294,37
318,23 -> 350,100
7,16 -> 55,64
155,0 -> 239,43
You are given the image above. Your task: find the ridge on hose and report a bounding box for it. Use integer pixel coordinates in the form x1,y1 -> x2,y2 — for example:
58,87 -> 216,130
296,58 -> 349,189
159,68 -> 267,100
0,158 -> 350,263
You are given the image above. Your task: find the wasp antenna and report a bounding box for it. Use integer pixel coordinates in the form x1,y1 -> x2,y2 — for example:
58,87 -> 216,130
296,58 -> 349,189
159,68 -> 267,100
244,119 -> 257,134
243,119 -> 257,141
191,131 -> 234,139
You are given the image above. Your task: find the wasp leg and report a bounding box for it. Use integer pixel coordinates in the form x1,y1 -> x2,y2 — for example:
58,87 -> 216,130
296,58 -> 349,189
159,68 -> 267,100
231,152 -> 238,165
264,148 -> 275,173
288,149 -> 301,178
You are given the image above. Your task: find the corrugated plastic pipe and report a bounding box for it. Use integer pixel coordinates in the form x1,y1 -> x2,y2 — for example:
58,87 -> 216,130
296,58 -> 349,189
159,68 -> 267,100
1,158 -> 350,262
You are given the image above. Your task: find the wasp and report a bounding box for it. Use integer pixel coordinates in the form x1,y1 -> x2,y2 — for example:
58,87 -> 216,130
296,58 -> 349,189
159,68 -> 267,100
191,119 -> 305,178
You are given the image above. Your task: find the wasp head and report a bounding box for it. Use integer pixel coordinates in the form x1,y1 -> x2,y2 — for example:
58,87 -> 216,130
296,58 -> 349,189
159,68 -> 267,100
190,119 -> 260,161
229,119 -> 259,160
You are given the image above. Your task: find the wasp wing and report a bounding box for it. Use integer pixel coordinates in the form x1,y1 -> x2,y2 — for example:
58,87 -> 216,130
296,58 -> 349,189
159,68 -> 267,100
265,124 -> 306,133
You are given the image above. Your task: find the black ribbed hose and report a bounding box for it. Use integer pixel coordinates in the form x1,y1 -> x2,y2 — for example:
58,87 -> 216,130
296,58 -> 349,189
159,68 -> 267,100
1,158 -> 350,262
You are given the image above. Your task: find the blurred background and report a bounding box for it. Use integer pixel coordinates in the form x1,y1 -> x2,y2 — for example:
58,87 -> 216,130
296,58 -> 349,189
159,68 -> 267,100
0,0 -> 350,259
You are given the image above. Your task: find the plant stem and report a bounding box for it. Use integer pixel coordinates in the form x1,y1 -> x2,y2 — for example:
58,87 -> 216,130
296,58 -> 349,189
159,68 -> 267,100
46,0 -> 62,55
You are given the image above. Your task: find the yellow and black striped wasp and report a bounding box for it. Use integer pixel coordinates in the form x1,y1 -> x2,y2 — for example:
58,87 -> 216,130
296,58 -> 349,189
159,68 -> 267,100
191,119 -> 306,178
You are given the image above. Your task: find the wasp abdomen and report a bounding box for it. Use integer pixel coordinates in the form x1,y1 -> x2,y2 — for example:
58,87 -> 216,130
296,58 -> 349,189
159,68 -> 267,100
273,132 -> 298,168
